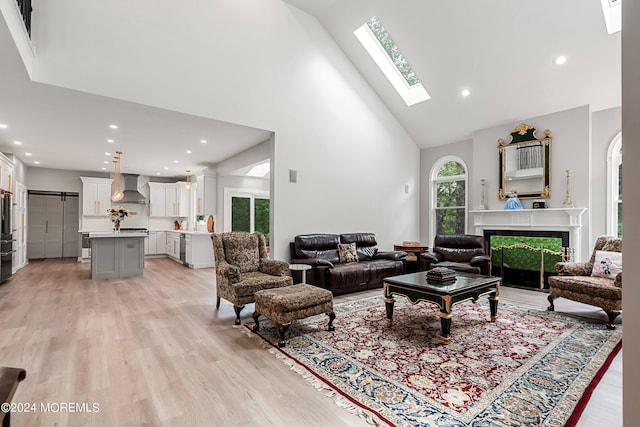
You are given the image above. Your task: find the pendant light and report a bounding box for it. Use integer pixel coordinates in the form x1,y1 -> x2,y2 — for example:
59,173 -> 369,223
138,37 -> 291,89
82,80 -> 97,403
111,151 -> 124,202
185,169 -> 191,190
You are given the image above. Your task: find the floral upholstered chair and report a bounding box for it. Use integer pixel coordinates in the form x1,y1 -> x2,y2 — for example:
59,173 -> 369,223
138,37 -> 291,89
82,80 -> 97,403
547,235 -> 622,329
212,232 -> 293,325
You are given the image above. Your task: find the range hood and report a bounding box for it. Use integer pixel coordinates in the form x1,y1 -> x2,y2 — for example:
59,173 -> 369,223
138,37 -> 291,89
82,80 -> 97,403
119,174 -> 147,204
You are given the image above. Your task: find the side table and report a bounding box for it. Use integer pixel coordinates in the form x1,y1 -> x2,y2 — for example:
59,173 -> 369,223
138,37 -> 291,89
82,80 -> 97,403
289,263 -> 312,284
393,243 -> 429,271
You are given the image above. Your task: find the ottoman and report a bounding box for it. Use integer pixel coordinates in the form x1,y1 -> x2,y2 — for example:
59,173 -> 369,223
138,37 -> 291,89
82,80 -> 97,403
252,284 -> 335,347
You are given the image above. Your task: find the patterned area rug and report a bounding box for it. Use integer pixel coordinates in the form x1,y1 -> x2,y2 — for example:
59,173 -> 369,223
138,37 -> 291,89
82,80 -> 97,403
246,295 -> 621,427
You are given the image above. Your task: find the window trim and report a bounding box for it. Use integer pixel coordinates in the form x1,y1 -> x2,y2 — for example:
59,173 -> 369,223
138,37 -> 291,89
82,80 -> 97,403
223,188 -> 269,233
429,156 -> 468,242
606,132 -> 622,236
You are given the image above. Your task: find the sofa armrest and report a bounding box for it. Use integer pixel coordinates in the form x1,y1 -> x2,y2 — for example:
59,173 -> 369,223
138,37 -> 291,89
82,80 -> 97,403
291,257 -> 335,268
259,259 -> 289,276
421,252 -> 442,263
615,271 -> 622,287
374,250 -> 407,261
470,254 -> 491,266
217,261 -> 241,284
555,261 -> 593,276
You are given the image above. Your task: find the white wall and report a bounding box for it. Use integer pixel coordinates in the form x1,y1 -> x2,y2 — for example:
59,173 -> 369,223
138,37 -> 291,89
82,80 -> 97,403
622,2 -> 640,424
26,167 -> 108,193
472,106 -> 592,260
25,1 -> 420,259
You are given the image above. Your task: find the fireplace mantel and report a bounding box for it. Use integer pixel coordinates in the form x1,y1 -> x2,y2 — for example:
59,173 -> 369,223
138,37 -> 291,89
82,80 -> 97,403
470,208 -> 587,255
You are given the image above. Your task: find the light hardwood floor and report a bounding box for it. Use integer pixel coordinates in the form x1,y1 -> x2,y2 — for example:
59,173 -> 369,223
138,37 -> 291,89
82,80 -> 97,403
0,258 -> 621,426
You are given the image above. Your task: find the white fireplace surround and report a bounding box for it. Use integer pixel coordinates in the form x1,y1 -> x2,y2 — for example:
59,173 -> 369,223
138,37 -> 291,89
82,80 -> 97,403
470,208 -> 587,259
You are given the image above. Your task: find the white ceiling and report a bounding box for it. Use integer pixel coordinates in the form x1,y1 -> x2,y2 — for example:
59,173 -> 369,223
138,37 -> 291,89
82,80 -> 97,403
0,16 -> 272,178
285,0 -> 621,147
0,0 -> 621,178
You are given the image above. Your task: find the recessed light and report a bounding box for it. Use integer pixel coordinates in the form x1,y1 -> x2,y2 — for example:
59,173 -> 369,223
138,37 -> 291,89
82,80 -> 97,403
173,160 -> 179,163
156,172 -> 161,175
164,167 -> 169,170
107,139 -> 114,143
461,89 -> 471,97
14,141 -> 22,145
200,139 -> 207,144
186,150 -> 192,154
109,124 -> 118,129
101,167 -> 107,170
105,152 -> 111,156
34,161 -> 40,165
25,152 -> 32,156
0,124 -> 7,129
103,161 -> 109,164
553,55 -> 567,65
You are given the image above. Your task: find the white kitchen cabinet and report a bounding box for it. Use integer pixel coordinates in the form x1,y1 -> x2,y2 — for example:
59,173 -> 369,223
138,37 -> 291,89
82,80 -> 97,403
145,231 -> 167,255
183,232 -> 214,269
150,182 -> 188,217
81,177 -> 113,216
148,183 -> 167,217
166,231 -> 181,261
195,172 -> 216,216
0,153 -> 14,192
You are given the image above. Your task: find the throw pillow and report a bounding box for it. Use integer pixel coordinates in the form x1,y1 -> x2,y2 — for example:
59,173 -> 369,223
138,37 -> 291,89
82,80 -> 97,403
338,243 -> 358,264
360,245 -> 379,259
591,250 -> 623,279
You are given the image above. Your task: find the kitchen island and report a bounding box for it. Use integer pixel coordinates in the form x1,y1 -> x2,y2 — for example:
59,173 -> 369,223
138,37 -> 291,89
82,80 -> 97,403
90,232 -> 147,279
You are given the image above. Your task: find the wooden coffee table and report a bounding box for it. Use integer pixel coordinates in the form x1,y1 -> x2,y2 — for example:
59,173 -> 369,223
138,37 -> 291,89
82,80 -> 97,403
383,271 -> 501,344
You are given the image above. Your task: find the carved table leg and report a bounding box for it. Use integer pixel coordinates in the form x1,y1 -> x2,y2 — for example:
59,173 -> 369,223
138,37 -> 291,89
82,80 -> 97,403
327,311 -> 336,331
547,294 -> 557,311
438,310 -> 452,345
233,305 -> 245,325
385,295 -> 395,327
489,291 -> 499,322
277,322 -> 291,347
252,311 -> 261,332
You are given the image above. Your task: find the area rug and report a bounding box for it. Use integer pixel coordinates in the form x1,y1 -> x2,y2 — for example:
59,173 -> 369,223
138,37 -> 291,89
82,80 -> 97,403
245,295 -> 621,427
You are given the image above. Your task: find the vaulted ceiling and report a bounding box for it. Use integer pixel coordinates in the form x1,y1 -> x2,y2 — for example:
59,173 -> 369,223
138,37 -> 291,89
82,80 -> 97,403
285,0 -> 621,146
0,0 -> 620,176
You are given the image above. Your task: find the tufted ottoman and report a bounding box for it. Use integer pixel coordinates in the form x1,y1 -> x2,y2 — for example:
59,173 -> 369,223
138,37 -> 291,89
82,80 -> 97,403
252,284 -> 335,347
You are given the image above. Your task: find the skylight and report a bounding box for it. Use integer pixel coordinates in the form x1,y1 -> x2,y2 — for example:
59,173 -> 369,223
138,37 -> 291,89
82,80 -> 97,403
600,0 -> 621,34
354,16 -> 430,106
247,162 -> 270,178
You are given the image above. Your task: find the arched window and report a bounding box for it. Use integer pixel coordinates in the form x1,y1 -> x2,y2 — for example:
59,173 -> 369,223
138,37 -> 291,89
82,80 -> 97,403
430,156 -> 468,240
607,133 -> 622,237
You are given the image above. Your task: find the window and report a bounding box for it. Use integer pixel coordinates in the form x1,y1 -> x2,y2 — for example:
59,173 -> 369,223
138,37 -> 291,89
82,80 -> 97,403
354,16 -> 430,106
225,189 -> 270,245
430,157 -> 467,239
607,133 -> 622,237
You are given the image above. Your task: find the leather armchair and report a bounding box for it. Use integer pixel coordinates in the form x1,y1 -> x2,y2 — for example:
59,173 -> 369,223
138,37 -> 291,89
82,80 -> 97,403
212,232 -> 293,324
421,234 -> 491,275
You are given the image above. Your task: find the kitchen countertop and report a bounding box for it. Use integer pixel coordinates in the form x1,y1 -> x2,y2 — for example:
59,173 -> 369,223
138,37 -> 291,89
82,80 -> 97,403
89,231 -> 149,238
159,230 -> 212,235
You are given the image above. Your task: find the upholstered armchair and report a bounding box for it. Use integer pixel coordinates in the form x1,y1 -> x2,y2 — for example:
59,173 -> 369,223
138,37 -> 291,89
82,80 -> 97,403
421,234 -> 491,275
548,235 -> 622,329
212,232 -> 293,325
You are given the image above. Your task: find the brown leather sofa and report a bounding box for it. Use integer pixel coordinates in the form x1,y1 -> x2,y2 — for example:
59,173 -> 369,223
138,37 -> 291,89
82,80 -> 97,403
421,234 -> 491,275
290,233 -> 406,295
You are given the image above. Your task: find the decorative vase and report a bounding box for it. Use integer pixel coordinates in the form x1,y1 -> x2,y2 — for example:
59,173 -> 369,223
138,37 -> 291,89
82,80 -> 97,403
113,220 -> 120,233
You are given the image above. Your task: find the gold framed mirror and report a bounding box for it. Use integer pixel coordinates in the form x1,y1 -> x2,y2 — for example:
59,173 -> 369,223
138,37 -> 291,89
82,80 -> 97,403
498,124 -> 551,200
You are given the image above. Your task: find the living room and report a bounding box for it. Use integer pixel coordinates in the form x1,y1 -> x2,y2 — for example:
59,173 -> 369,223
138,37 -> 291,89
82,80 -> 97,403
0,1 -> 639,426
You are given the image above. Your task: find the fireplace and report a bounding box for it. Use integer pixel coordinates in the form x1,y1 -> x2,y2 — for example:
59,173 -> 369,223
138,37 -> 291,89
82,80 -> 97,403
483,230 -> 569,289
470,207 -> 587,289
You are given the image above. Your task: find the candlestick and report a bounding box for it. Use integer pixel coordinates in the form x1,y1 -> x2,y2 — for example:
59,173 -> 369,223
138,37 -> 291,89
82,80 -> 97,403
562,169 -> 574,208
479,179 -> 487,210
